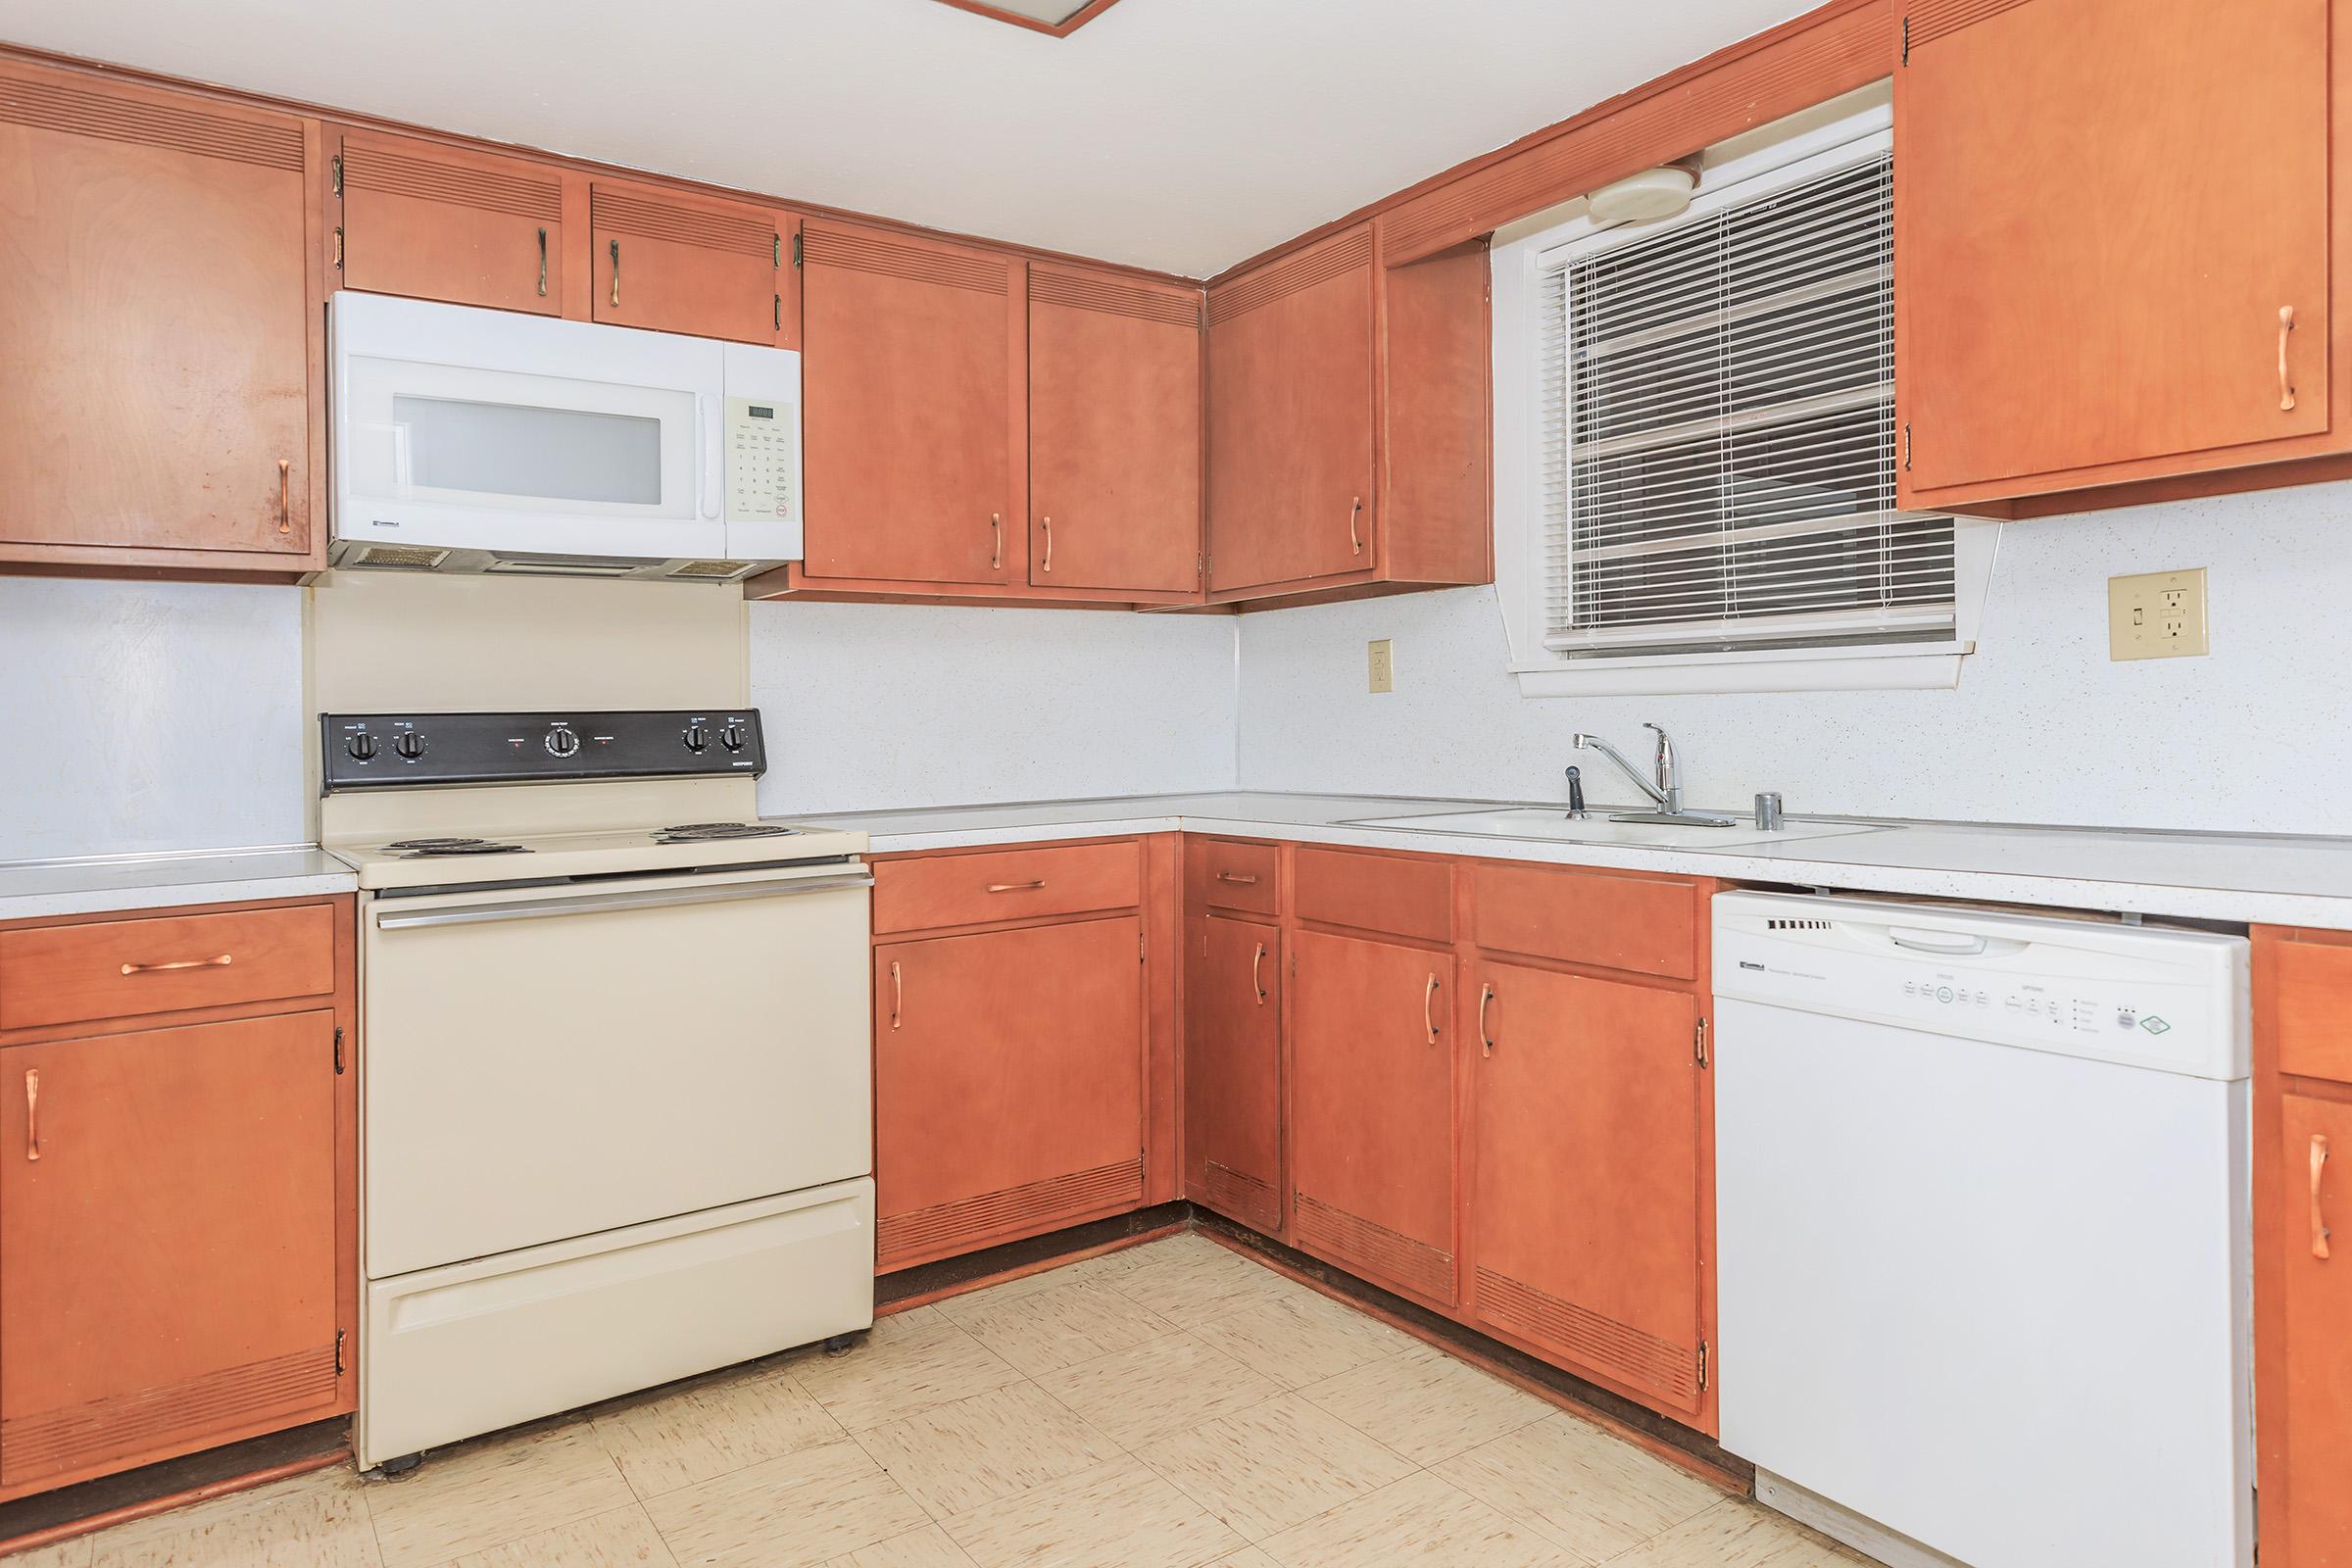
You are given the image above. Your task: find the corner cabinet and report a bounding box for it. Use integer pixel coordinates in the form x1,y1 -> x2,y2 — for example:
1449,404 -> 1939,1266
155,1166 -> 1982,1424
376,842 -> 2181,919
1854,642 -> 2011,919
1204,223 -> 1490,607
1896,0 -> 2346,515
0,60 -> 323,576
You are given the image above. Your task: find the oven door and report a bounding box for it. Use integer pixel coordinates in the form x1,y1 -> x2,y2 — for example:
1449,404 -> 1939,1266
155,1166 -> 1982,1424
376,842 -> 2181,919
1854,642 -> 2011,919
361,861 -> 872,1280
332,291 -> 725,561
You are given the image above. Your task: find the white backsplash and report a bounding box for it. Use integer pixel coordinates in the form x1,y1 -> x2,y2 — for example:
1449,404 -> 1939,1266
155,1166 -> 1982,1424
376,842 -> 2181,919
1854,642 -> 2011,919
0,578 -> 308,861
1235,480 -> 2352,837
748,599 -> 1239,815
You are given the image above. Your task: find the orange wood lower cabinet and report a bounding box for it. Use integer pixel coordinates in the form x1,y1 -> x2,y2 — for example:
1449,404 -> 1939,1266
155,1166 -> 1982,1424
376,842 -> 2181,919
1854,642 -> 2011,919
1183,915 -> 1282,1233
2274,1089 -> 2352,1562
1464,959 -> 1708,1420
1288,928 -> 1457,1306
0,1010 -> 343,1493
874,915 -> 1146,1269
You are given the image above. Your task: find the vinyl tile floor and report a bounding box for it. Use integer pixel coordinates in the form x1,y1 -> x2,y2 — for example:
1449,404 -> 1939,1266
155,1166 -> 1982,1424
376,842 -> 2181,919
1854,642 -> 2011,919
12,1234 -> 1878,1568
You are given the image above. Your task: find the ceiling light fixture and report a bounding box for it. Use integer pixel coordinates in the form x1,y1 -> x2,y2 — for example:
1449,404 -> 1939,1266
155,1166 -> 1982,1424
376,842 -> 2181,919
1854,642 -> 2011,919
1587,159 -> 1702,225
926,0 -> 1127,37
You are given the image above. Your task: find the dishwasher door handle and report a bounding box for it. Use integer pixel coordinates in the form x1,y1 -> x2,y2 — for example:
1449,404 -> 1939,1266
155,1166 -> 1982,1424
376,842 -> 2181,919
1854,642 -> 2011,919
1888,926 -> 1989,956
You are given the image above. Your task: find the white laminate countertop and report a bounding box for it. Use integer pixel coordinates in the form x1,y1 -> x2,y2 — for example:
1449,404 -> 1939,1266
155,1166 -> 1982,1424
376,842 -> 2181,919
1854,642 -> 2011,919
0,848 -> 359,923
785,791 -> 2352,929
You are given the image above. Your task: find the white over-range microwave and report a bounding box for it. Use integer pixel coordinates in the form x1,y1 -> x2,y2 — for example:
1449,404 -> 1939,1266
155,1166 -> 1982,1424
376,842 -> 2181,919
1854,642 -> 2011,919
329,292 -> 801,581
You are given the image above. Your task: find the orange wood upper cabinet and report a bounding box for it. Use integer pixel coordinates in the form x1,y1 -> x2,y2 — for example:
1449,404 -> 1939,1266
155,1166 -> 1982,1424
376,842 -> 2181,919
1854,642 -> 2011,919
1466,959 -> 1708,1419
1287,928 -> 1457,1305
0,62 -> 318,570
589,180 -> 789,346
1027,266 -> 1202,594
336,129 -> 565,315
1896,0 -> 2335,512
1206,228 -> 1378,595
800,220 -> 1023,586
0,1011 -> 342,1492
2271,1088 -> 2352,1564
1184,915 -> 1282,1233
1205,224 -> 1490,605
873,915 -> 1144,1269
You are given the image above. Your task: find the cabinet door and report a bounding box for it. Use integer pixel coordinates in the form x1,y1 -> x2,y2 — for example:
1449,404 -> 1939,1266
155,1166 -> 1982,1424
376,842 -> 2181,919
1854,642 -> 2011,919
1897,0 -> 2328,501
875,917 -> 1143,1267
1028,266 -> 1201,593
1206,227 -> 1376,593
0,64 -> 313,558
801,221 -> 1021,585
1468,961 -> 1706,1417
1185,916 -> 1281,1231
1288,929 -> 1454,1303
590,181 -> 782,345
339,130 -> 564,315
0,1013 -> 340,1491
2275,1091 -> 2352,1560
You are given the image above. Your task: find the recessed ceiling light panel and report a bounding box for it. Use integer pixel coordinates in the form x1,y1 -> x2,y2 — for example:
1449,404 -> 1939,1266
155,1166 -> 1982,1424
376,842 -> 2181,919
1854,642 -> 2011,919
927,0 -> 1126,37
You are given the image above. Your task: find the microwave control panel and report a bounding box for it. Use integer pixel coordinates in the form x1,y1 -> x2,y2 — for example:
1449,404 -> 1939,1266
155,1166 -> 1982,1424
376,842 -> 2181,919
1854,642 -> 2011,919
725,396 -> 797,522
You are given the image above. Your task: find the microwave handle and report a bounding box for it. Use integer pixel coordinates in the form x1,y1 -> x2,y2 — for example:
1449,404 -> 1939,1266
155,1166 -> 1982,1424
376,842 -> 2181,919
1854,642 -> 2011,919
697,393 -> 721,520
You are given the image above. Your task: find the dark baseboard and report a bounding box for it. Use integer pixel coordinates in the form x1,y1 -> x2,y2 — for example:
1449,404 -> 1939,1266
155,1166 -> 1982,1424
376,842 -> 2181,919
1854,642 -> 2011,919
876,1200 -> 1193,1307
0,1418 -> 348,1548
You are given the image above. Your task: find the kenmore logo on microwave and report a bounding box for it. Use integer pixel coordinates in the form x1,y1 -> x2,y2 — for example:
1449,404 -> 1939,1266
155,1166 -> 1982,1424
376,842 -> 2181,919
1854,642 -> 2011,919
1739,960 -> 1766,970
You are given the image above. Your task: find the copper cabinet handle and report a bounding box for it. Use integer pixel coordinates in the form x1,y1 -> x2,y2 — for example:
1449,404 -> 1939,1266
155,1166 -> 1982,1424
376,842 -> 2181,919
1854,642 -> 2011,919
889,960 -> 903,1031
610,239 -> 621,307
990,514 -> 1003,570
537,226 -> 549,297
1424,974 -> 1441,1043
24,1069 -> 37,1162
1041,516 -> 1053,573
2279,306 -> 2298,412
121,954 -> 231,976
276,458 -> 291,534
1348,495 -> 1364,555
1215,872 -> 1259,886
985,880 -> 1045,894
1478,983 -> 1495,1057
1252,942 -> 1267,1004
2314,1133 -> 2332,1259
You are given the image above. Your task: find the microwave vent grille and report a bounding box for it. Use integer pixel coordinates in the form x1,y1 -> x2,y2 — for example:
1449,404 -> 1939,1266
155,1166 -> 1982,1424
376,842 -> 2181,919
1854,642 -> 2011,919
351,544 -> 452,570
670,560 -> 753,580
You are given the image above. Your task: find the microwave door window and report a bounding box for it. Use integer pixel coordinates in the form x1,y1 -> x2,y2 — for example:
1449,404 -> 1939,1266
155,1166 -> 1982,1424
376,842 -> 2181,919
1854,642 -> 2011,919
392,395 -> 663,507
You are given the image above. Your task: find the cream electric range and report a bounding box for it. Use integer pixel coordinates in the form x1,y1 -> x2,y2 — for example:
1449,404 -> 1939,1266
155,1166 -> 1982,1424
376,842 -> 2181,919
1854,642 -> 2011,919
320,708 -> 874,1471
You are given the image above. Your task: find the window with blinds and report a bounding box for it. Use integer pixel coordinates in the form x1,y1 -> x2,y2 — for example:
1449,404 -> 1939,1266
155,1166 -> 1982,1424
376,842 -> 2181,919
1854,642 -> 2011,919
1538,150 -> 1954,659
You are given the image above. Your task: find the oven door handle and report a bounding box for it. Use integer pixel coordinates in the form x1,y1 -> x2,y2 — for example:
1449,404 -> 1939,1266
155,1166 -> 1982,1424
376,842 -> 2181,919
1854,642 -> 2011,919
373,871 -> 872,931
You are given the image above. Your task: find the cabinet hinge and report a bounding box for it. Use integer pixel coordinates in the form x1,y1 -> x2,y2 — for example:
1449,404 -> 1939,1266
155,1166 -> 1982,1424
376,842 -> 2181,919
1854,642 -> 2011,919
334,1329 -> 347,1376
1697,1340 -> 1709,1392
1903,422 -> 1914,473
1900,15 -> 1910,65
332,226 -> 344,270
1693,1016 -> 1709,1069
773,232 -> 782,269
333,1025 -> 346,1075
330,154 -> 342,197
792,231 -> 804,269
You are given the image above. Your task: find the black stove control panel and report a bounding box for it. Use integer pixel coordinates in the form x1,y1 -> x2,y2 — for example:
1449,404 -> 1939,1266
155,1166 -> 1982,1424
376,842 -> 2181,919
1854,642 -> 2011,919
320,710 -> 767,792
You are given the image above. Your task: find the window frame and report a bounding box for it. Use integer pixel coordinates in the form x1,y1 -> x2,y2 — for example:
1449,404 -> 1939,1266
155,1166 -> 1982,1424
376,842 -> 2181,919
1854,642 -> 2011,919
1491,97 -> 2000,698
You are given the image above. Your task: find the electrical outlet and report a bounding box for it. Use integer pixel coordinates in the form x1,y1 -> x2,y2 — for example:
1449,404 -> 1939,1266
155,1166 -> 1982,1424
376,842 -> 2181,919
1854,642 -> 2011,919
1366,639 -> 1395,694
2108,568 -> 2209,661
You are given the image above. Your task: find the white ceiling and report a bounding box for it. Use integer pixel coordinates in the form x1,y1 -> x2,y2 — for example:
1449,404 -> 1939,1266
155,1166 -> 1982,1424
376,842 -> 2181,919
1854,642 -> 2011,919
0,0 -> 1809,276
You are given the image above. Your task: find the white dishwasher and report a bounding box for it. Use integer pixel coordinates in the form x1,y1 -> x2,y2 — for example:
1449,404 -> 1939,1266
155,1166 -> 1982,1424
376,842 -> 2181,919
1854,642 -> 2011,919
1712,892 -> 2251,1568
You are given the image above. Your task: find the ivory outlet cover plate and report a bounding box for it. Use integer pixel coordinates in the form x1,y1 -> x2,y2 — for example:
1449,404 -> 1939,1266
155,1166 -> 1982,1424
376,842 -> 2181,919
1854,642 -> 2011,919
1367,639 -> 1395,693
2108,568 -> 2209,661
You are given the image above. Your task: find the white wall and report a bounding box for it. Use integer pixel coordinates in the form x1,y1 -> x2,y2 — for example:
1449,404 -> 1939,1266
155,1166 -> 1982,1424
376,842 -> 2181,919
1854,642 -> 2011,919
0,579 -> 308,861
1236,482 -> 2352,837
749,600 -> 1238,815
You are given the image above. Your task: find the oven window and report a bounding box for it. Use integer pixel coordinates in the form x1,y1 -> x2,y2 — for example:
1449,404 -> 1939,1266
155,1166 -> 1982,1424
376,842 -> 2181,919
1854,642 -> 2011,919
394,395 -> 663,505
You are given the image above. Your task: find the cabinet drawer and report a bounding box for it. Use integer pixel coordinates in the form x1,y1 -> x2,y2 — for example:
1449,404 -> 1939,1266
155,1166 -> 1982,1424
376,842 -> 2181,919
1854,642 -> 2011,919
1294,848 -> 1451,943
873,842 -> 1142,934
1470,863 -> 1696,980
1186,839 -> 1279,915
2275,939 -> 2352,1083
0,905 -> 337,1033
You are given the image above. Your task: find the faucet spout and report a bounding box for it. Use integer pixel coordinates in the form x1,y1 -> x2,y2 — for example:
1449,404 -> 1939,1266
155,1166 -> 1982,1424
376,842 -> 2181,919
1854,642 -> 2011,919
1570,732 -> 1671,811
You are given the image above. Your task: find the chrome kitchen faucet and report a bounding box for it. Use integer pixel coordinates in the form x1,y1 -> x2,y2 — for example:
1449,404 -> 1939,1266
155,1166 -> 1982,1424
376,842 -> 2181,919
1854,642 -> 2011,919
1570,724 -> 1736,827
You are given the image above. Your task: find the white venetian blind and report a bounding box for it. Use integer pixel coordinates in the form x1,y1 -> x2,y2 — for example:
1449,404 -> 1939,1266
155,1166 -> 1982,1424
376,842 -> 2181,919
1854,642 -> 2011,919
1540,152 -> 1954,658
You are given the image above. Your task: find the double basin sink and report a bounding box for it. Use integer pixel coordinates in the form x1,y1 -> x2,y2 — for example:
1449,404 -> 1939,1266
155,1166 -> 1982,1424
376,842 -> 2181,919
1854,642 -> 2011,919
1339,806 -> 1882,852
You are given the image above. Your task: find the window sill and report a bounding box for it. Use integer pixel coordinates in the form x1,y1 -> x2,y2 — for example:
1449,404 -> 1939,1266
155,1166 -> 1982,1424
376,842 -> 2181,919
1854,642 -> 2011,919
1511,643 -> 1970,698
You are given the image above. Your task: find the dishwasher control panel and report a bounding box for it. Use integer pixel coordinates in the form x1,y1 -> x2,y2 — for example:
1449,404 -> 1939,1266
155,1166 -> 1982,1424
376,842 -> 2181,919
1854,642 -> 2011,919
1712,891 -> 2249,1079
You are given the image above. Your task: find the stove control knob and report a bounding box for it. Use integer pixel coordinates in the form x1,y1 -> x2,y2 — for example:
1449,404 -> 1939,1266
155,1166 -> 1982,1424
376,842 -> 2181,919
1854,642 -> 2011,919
393,732 -> 426,760
346,733 -> 378,761
719,721 -> 748,753
682,723 -> 711,754
545,725 -> 580,759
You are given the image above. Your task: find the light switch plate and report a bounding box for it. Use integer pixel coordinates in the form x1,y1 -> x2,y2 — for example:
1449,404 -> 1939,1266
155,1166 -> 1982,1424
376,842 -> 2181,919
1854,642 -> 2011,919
1366,639 -> 1395,693
2108,568 -> 2209,661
